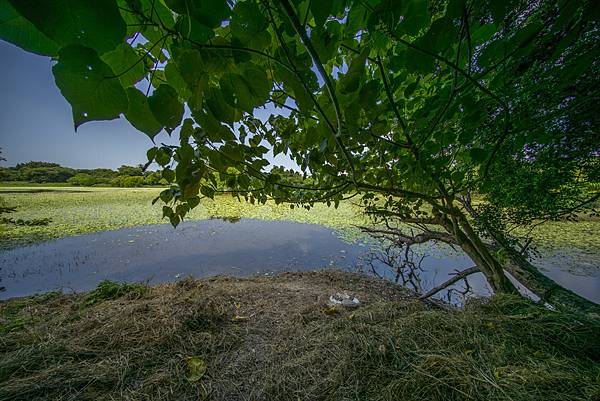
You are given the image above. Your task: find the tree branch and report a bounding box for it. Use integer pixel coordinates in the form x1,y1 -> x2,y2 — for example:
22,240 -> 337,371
359,226 -> 458,246
278,0 -> 358,186
419,266 -> 479,299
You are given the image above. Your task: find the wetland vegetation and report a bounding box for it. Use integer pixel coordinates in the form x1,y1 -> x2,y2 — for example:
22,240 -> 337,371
1,0 -> 599,400
2,185 -> 599,254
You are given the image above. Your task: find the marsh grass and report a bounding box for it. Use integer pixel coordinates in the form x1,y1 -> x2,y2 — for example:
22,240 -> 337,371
1,271 -> 598,401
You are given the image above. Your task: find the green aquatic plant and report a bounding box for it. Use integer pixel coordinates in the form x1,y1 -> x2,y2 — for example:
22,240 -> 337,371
84,280 -> 149,306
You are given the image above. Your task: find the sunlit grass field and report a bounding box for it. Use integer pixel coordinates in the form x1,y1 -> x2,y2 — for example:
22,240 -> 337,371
1,186 -> 599,258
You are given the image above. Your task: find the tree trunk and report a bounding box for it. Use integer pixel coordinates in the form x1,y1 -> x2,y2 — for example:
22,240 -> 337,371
455,223 -> 518,294
489,229 -> 600,314
439,210 -> 518,294
459,200 -> 600,314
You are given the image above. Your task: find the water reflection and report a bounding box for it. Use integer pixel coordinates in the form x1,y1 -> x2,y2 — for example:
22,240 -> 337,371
0,219 -> 597,305
210,215 -> 242,223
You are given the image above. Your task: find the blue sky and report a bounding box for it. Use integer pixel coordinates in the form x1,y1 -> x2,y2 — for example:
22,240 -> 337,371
0,40 -> 296,170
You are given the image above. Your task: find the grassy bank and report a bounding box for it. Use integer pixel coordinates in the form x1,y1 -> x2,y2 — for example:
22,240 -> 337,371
1,271 -> 598,401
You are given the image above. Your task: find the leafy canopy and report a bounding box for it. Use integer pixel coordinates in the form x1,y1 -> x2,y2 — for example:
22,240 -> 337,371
1,0 -> 598,229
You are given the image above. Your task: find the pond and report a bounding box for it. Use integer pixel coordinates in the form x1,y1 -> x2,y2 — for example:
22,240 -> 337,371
0,219 -> 598,304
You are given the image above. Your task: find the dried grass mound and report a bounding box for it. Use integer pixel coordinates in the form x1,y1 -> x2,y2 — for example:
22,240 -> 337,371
1,270 -> 599,401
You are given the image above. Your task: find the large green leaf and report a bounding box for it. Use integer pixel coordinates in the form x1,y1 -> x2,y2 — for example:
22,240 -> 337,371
219,66 -> 270,113
52,45 -> 128,129
230,1 -> 267,39
125,88 -> 162,140
340,48 -> 369,94
243,64 -> 271,105
148,84 -> 184,133
417,17 -> 458,54
164,62 -> 192,100
9,0 -> 126,54
165,0 -> 230,28
206,86 -> 241,123
0,0 -> 59,56
101,43 -> 146,88
396,0 -> 430,36
175,15 -> 214,44
220,73 -> 254,113
311,0 -> 333,26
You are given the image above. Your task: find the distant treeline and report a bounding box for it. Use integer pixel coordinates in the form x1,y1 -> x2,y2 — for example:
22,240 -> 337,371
0,161 -> 165,187
0,162 -> 307,188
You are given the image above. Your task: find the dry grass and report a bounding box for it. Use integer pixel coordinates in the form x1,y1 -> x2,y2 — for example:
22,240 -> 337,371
1,270 -> 599,401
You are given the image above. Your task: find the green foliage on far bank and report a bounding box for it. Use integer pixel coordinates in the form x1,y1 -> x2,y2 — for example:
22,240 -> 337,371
0,161 -> 166,187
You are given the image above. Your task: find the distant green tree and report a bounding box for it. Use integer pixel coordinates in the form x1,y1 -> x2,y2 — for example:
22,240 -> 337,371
117,165 -> 144,176
143,171 -> 164,185
77,168 -> 119,181
0,167 -> 19,181
15,161 -> 60,169
18,166 -> 75,183
67,173 -> 101,186
112,175 -> 144,187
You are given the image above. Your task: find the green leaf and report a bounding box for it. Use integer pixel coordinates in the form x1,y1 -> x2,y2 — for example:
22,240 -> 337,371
221,144 -> 242,162
396,0 -> 430,36
469,148 -> 488,163
148,84 -> 184,132
9,0 -> 126,54
187,196 -> 201,209
169,214 -> 181,227
311,0 -> 333,26
417,17 -> 458,54
162,205 -> 174,218
166,0 -> 230,29
156,148 -> 172,166
101,43 -> 146,88
243,64 -> 271,104
0,0 -> 59,56
472,24 -> 497,46
445,0 -> 466,18
147,147 -> 158,162
231,1 -> 268,39
489,0 -> 513,24
185,356 -> 206,382
175,15 -> 214,44
478,39 -> 506,69
200,185 -> 215,199
402,47 -> 435,74
193,111 -> 236,142
340,47 -> 369,94
52,45 -> 128,130
206,86 -> 241,123
404,81 -> 418,98
164,62 -> 192,100
220,73 -> 254,113
125,88 -> 162,140
162,168 -> 175,182
172,47 -> 207,87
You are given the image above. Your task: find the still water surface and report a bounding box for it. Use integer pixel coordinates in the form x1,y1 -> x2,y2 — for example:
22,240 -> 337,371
1,219 -> 597,303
